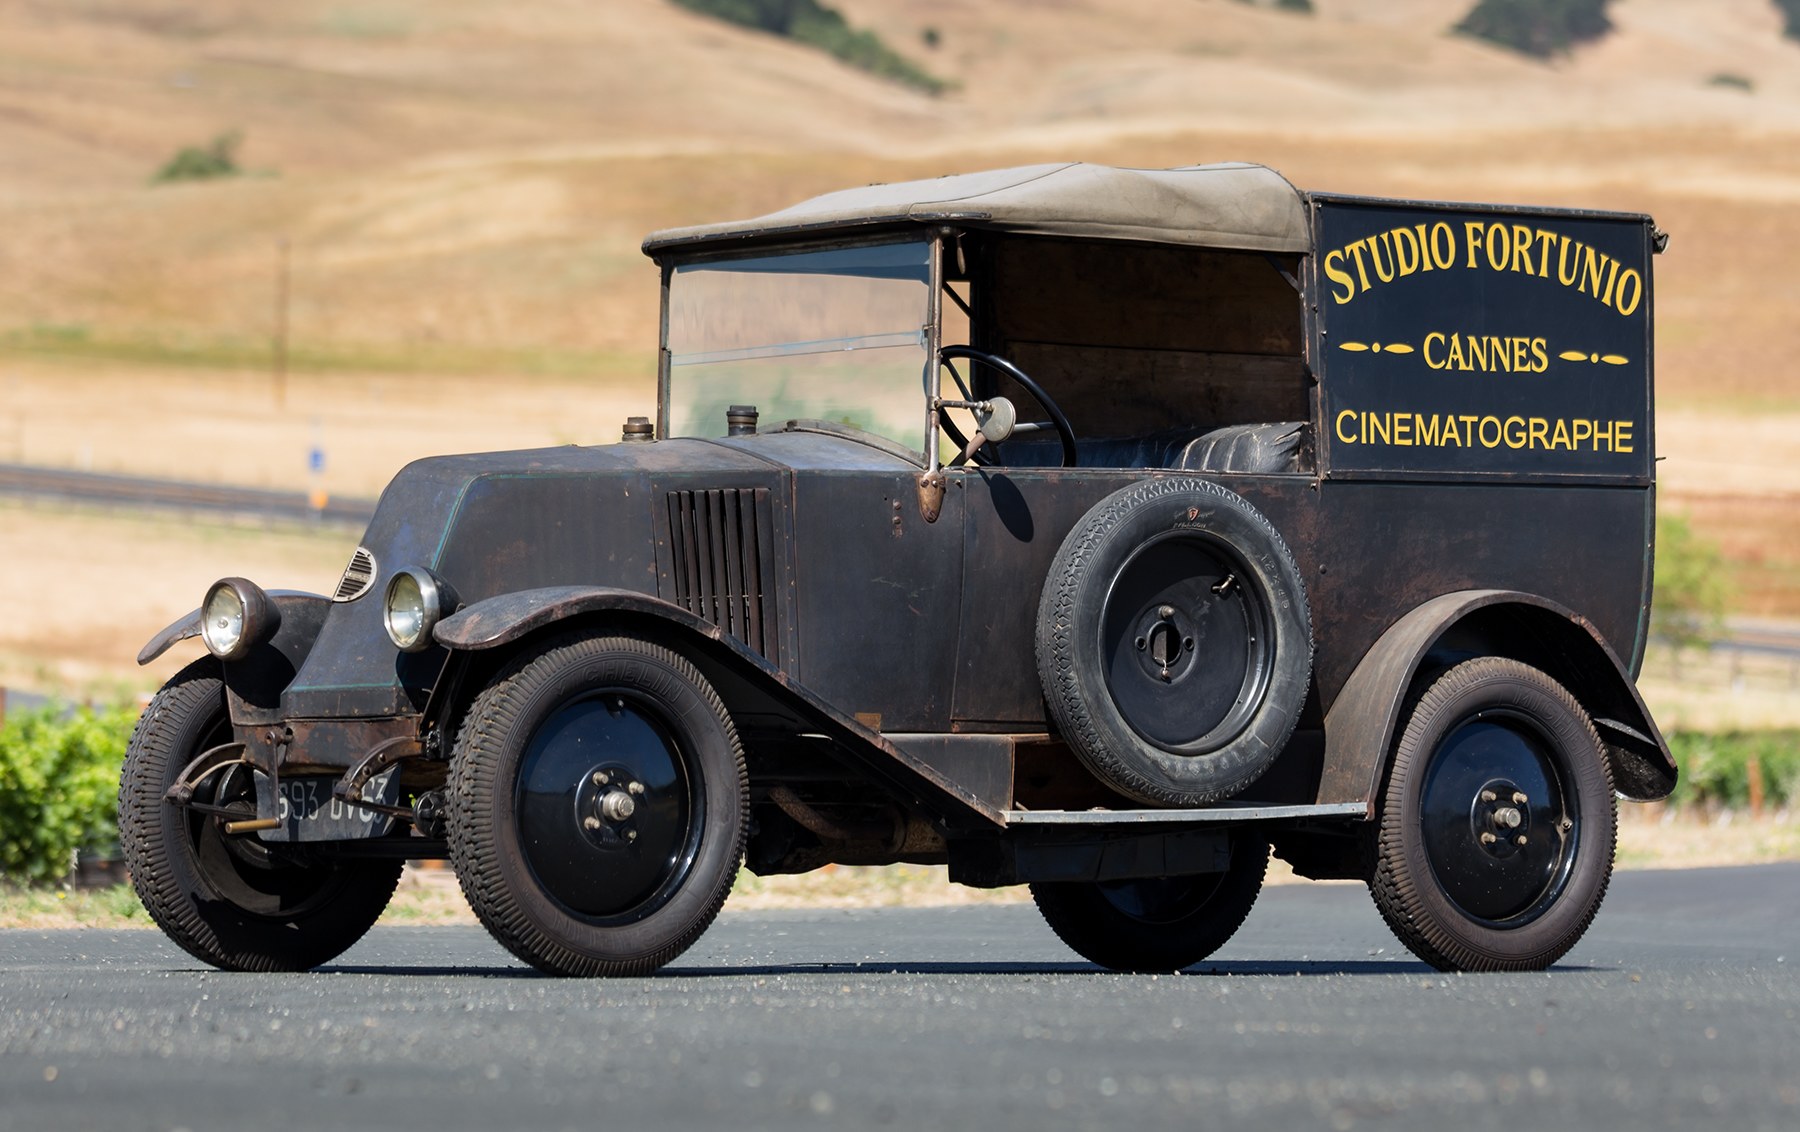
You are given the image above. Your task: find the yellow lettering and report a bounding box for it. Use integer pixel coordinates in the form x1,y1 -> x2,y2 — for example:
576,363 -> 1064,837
1503,416 -> 1527,449
1430,223 -> 1456,269
1467,335 -> 1488,371
1511,224 -> 1535,274
1393,414 -> 1413,445
1551,418 -> 1571,449
1464,221 -> 1486,269
1531,338 -> 1548,373
1414,414 -> 1440,445
1324,250 -> 1356,305
1424,332 -> 1447,369
1392,226 -> 1422,277
1592,420 -> 1615,450
1369,231 -> 1397,283
1572,419 -> 1594,446
1346,239 -> 1374,292
1615,420 -> 1634,453
1368,412 -> 1391,445
1335,408 -> 1358,443
1613,269 -> 1643,316
1478,416 -> 1502,448
1485,223 -> 1509,272
1533,230 -> 1558,278
1528,417 -> 1549,448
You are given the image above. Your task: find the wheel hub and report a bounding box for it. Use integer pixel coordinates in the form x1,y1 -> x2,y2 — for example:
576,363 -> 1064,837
1470,778 -> 1533,859
574,765 -> 648,848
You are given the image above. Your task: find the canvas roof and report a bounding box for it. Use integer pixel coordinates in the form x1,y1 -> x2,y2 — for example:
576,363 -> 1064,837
642,162 -> 1310,256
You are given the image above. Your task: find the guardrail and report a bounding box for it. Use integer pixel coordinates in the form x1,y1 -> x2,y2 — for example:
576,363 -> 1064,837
0,462 -> 376,526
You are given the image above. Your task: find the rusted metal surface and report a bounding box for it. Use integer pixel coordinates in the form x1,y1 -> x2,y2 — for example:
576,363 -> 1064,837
1319,590 -> 1675,808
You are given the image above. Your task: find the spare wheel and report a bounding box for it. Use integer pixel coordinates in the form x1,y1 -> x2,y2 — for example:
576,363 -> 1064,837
1035,477 -> 1313,805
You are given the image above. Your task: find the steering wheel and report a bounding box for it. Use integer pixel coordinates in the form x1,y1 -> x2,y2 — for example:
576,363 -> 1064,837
937,346 -> 1079,468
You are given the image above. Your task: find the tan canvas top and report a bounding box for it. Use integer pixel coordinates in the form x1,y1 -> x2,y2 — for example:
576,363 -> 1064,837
642,162 -> 1310,256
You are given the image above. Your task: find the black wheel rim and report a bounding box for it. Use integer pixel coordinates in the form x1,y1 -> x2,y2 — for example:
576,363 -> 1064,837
1097,873 -> 1226,925
1418,711 -> 1580,926
1100,531 -> 1273,752
515,691 -> 703,924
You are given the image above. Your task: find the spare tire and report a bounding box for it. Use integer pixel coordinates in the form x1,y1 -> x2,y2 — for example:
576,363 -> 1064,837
1035,477 -> 1312,805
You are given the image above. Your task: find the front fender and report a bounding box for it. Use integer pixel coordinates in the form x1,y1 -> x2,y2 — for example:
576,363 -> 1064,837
137,590 -> 331,665
1318,589 -> 1676,808
433,586 -> 1006,832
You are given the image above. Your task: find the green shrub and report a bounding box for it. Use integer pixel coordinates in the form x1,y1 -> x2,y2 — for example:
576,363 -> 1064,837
1778,0 -> 1800,42
1454,0 -> 1612,58
0,704 -> 137,883
1233,0 -> 1315,12
1666,730 -> 1800,810
672,0 -> 948,94
152,131 -> 244,184
1652,512 -> 1731,653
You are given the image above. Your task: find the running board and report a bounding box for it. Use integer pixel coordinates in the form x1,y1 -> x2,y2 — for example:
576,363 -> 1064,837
1002,801 -> 1370,826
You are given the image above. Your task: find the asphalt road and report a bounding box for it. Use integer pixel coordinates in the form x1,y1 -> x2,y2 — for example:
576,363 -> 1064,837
2,864 -> 1797,1132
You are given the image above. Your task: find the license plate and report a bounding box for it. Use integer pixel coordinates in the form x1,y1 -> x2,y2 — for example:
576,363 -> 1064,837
254,767 -> 400,842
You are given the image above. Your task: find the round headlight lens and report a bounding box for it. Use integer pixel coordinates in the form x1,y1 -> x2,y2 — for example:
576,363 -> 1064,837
199,578 -> 276,660
200,583 -> 245,658
383,569 -> 442,652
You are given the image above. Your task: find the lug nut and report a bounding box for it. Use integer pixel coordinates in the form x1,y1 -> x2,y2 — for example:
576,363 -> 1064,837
1481,790 -> 1497,803
1513,791 -> 1528,805
627,781 -> 644,796
600,791 -> 637,822
627,830 -> 637,841
1493,806 -> 1523,829
1515,835 -> 1529,847
594,771 -> 609,785
582,816 -> 601,831
1480,832 -> 1497,845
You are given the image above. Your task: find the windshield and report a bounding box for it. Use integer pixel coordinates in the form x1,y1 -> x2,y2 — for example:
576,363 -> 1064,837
664,240 -> 934,449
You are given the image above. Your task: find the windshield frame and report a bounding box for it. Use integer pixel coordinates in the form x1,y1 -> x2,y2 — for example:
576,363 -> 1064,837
655,232 -> 943,461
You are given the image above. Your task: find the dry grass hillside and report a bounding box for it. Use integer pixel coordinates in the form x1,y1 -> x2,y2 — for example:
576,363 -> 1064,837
2,0 -> 1799,693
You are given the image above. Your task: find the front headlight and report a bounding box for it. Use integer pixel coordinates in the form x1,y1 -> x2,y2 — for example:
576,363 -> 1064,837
200,578 -> 277,660
383,568 -> 454,652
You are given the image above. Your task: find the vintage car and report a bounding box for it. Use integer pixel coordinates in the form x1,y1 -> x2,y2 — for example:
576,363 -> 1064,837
121,162 -> 1675,976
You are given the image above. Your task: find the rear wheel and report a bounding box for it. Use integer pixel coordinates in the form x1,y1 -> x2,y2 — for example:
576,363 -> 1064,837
447,632 -> 748,976
119,658 -> 402,972
1030,836 -> 1269,973
1370,657 -> 1616,972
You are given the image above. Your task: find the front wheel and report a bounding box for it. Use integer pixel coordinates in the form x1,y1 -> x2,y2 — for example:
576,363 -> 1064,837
119,658 -> 403,971
1370,657 -> 1616,972
446,632 -> 749,976
1030,836 -> 1269,973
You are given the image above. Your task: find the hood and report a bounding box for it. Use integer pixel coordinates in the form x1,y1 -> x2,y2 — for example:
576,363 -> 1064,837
277,427 -> 918,721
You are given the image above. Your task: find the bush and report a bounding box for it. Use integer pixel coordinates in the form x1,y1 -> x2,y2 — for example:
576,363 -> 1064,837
0,704 -> 136,883
1233,0 -> 1315,12
1652,511 -> 1731,653
672,0 -> 948,93
1454,0 -> 1612,58
1666,730 -> 1800,811
1778,0 -> 1800,42
152,131 -> 244,184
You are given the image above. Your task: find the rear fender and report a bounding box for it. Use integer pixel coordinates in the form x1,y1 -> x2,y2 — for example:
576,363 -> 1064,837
1318,589 -> 1676,808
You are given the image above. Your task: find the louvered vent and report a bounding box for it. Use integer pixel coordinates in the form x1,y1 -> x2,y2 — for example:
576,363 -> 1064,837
333,546 -> 377,602
665,488 -> 778,662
